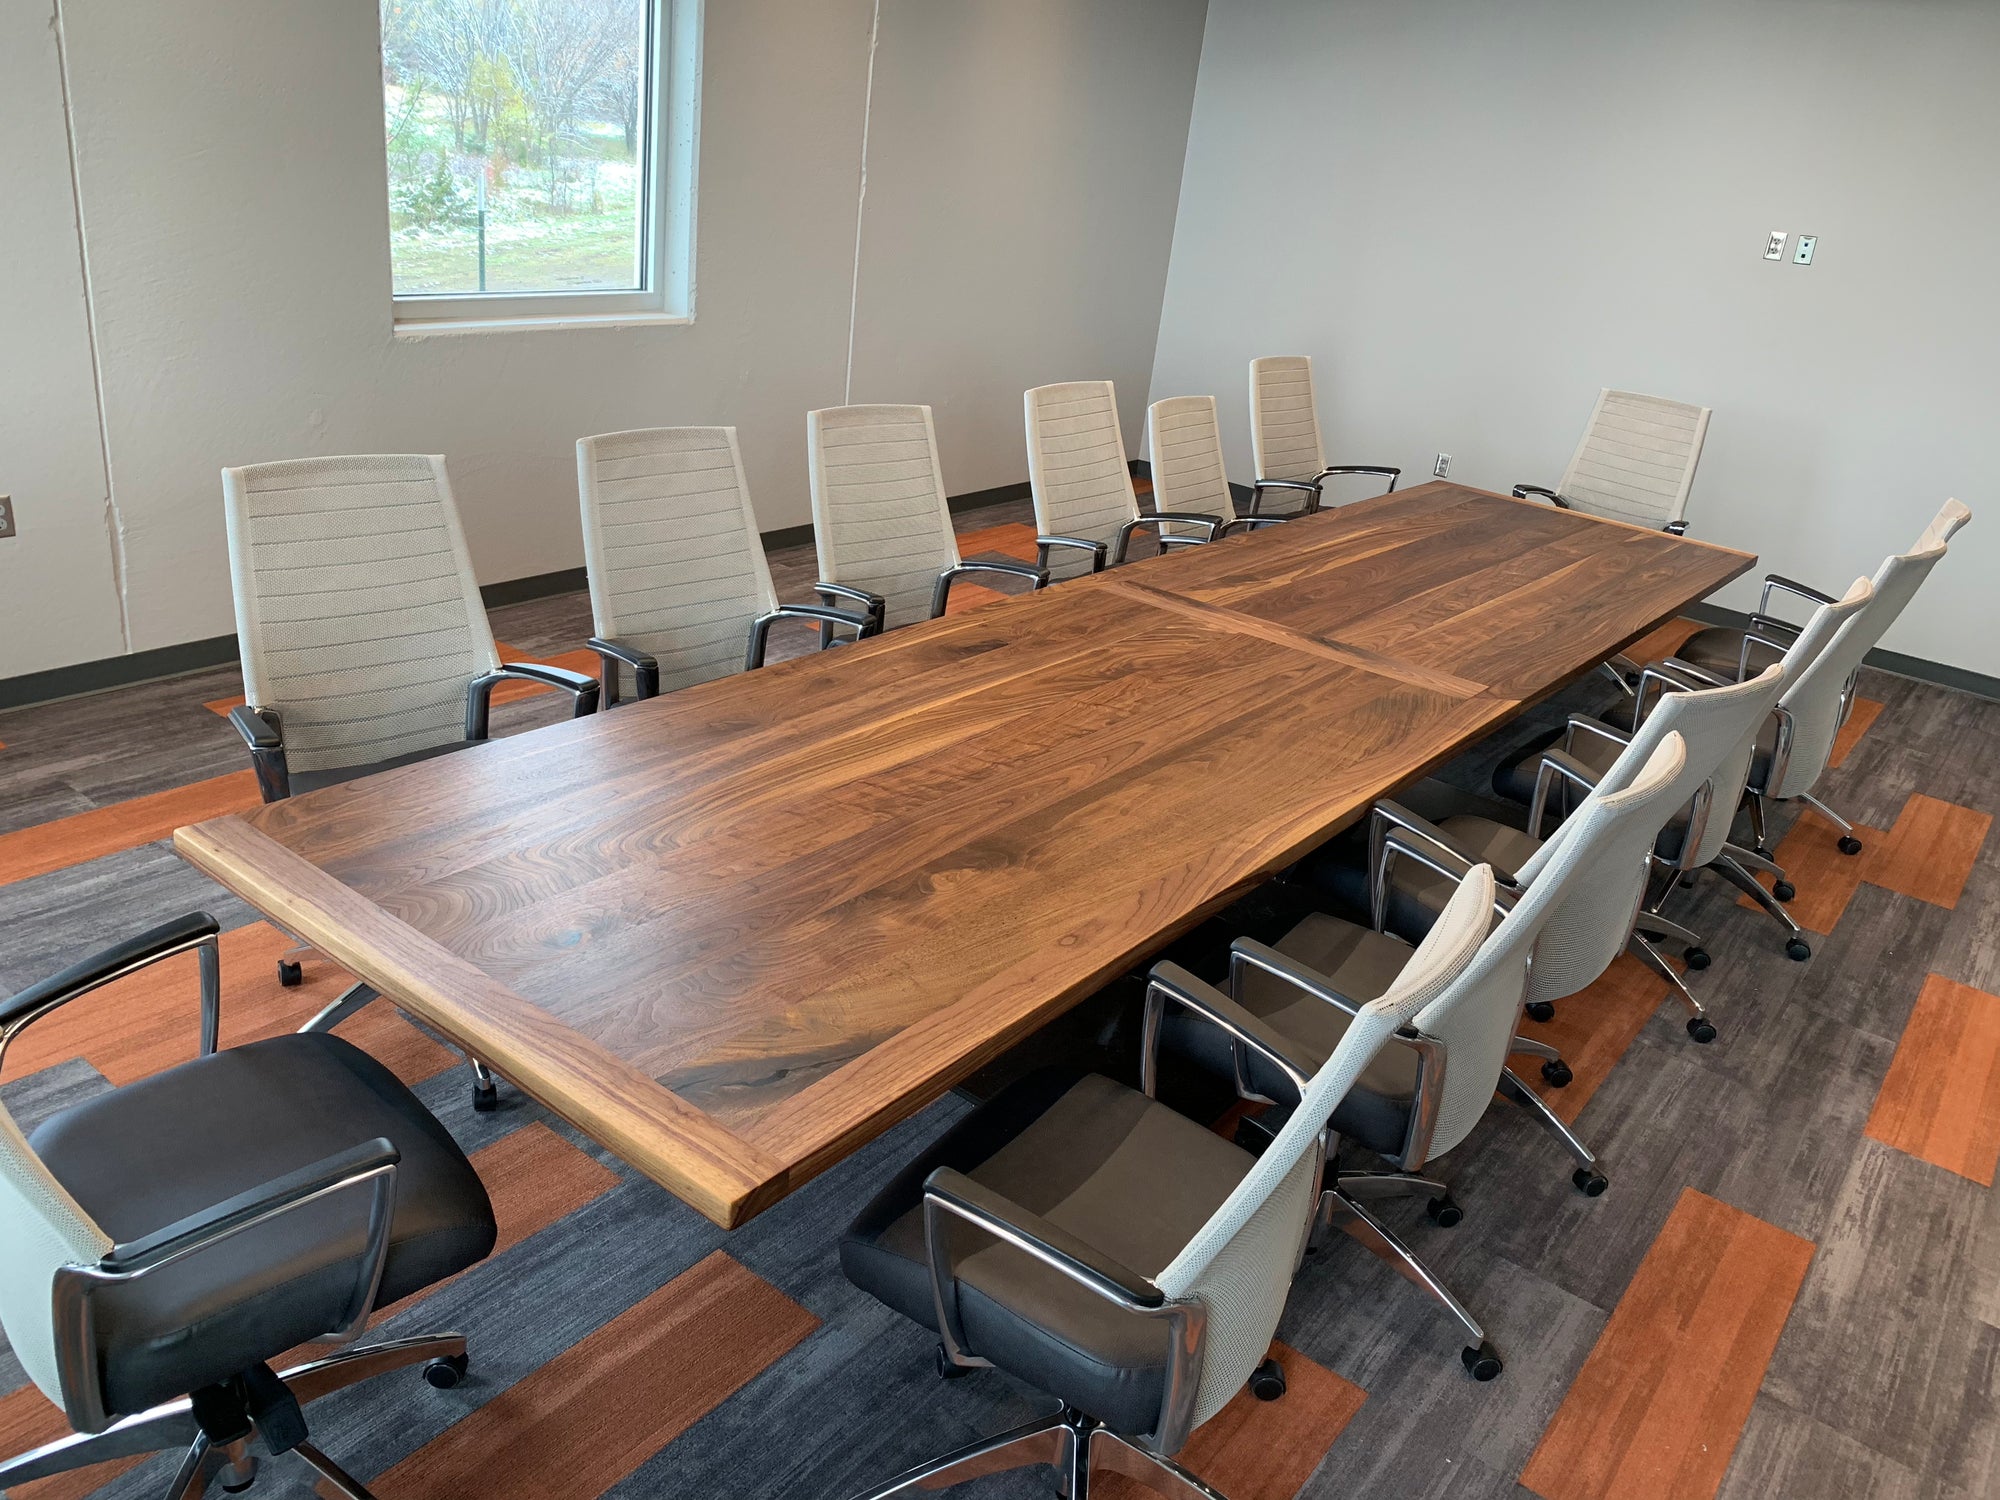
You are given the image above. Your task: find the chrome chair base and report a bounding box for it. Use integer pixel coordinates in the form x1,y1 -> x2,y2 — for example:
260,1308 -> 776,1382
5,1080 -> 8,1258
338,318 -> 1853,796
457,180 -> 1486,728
0,1332 -> 466,1500
845,1406 -> 1228,1499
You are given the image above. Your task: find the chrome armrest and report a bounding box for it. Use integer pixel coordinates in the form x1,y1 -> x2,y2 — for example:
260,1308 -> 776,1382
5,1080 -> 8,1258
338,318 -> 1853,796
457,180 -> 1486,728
1366,799 -> 1515,930
1113,513 -> 1224,564
1248,478 -> 1322,517
815,582 -> 888,645
746,604 -> 873,669
1,912 -> 222,1077
1511,484 -> 1569,508
229,704 -> 290,802
1142,960 -> 1313,1104
1759,573 -> 1836,615
1529,747 -> 1604,839
1565,714 -> 1635,755
1034,535 -> 1109,573
929,560 -> 1049,617
467,662 -> 601,739
1217,515 -> 1289,537
1664,520 -> 1691,536
1736,624 -> 1793,682
587,635 -> 660,707
1318,463 -> 1401,494
54,1139 -> 400,1433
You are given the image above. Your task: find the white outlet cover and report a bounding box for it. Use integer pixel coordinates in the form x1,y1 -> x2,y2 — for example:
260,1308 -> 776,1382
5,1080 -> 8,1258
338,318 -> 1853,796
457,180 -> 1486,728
1432,454 -> 1451,478
1765,230 -> 1788,260
1793,234 -> 1817,265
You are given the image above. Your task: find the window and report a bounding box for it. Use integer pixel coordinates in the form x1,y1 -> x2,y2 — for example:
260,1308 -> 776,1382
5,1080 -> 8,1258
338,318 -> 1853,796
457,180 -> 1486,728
380,0 -> 697,328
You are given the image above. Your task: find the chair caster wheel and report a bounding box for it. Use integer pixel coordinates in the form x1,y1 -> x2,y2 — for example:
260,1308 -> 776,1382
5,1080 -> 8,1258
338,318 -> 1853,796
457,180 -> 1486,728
471,1079 -> 499,1113
1786,938 -> 1812,962
1686,1016 -> 1717,1044
423,1353 -> 469,1389
1540,1058 -> 1573,1088
1772,880 -> 1796,903
935,1344 -> 969,1380
1572,1167 -> 1609,1197
1682,946 -> 1711,971
277,960 -> 303,988
1838,836 -> 1863,856
1525,1001 -> 1556,1024
1248,1356 -> 1287,1401
1461,1342 -> 1503,1381
1426,1194 -> 1464,1228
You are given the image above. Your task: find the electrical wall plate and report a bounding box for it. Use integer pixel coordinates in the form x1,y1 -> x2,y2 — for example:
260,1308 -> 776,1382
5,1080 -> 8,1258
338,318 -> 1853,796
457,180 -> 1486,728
1764,230 -> 1788,260
1432,453 -> 1451,479
0,495 -> 15,540
1793,234 -> 1817,265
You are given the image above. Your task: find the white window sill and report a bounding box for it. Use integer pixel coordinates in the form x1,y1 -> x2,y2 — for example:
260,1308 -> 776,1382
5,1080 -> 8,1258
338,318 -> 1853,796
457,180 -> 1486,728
393,311 -> 693,338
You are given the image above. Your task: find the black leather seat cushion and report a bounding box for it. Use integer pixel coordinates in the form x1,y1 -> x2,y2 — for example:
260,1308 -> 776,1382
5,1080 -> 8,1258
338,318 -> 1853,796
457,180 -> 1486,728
842,1070 -> 1255,1437
32,1033 -> 495,1417
287,740 -> 470,797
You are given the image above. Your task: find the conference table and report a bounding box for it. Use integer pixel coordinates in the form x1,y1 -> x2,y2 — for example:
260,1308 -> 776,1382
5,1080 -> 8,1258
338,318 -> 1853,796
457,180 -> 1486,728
174,482 -> 1753,1229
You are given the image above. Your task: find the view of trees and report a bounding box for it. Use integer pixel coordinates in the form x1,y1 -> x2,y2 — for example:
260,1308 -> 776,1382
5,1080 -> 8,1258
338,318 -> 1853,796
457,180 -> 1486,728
380,0 -> 649,296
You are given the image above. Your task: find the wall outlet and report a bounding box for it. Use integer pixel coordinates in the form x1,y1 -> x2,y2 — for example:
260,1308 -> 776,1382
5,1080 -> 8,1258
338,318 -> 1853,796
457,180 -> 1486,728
1793,234 -> 1817,265
0,495 -> 14,540
1765,229 -> 1788,260
1432,453 -> 1451,479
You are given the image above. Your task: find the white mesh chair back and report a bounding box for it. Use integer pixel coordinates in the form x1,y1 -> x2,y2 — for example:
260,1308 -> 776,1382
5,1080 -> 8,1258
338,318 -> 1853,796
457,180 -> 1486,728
1555,390 -> 1711,529
1155,870 -> 1496,1427
1024,382 -> 1141,580
578,427 -> 782,695
1248,356 -> 1326,485
1775,555 -> 1940,797
221,455 -> 501,776
1147,396 -> 1239,543
808,405 -> 960,629
1625,665 -> 1790,874
0,1106 -> 112,1405
1917,497 -> 1972,552
1420,737 -> 1687,1158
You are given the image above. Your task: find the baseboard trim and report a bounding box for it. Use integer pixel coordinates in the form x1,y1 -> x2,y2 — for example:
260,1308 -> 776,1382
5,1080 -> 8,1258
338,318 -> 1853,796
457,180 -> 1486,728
1680,601 -> 2000,702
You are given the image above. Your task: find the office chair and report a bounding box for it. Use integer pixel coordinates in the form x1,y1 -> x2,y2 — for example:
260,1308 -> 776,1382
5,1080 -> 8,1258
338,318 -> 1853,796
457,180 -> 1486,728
221,454 -> 591,1108
578,426 -> 878,703
1166,737 -> 1689,1378
1493,583 -> 1872,963
1021,381 -> 1240,582
808,404 -> 1048,628
1246,355 -> 1400,516
0,913 -> 495,1500
1511,389 -> 1711,536
840,873 -> 1497,1499
1318,667 -> 1783,1045
1146,395 -> 1289,547
1669,498 -> 1970,857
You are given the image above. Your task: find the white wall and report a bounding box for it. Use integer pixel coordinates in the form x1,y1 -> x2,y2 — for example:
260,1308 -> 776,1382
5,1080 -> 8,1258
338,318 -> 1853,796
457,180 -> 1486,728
1,0 -> 1205,678
1151,0 -> 1999,676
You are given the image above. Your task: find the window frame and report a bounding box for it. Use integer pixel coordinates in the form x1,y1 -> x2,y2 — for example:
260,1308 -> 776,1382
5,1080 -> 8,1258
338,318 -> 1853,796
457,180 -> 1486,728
388,0 -> 701,332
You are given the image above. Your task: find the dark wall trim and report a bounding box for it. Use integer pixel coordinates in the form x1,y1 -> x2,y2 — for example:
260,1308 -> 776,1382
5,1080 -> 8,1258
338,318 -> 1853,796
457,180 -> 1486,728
1681,601 -> 2000,702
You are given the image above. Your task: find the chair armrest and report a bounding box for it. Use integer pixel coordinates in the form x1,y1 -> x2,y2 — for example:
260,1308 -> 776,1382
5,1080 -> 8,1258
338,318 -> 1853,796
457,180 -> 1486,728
1651,656 -> 1734,689
1529,747 -> 1607,839
815,582 -> 888,644
1664,520 -> 1691,536
1217,515 -> 1288,537
929,560 -> 1049,617
1114,513 -> 1224,564
1737,621 -> 1795,681
923,1167 -> 1163,1314
1,913 -> 222,1074
1141,959 -> 1314,1106
1511,484 -> 1571,508
1366,799 -> 1518,928
588,636 -> 660,707
467,663 -> 602,739
1319,463 -> 1401,492
1565,715 -> 1634,756
228,705 -> 290,802
1035,535 -> 1110,573
746,605 -> 873,669
1759,573 -> 1836,615
1248,478 -> 1322,518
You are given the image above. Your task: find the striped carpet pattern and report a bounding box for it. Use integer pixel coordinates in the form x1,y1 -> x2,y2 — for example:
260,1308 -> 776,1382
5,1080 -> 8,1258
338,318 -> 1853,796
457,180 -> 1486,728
1,502 -> 1996,1498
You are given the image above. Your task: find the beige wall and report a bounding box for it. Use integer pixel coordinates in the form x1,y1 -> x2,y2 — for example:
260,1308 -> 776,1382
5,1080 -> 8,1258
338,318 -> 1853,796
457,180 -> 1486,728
1151,0 -> 1997,676
0,0 -> 1206,678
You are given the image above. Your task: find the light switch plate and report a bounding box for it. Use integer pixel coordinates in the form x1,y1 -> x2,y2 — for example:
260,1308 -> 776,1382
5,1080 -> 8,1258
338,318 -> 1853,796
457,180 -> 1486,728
0,495 -> 15,540
1765,230 -> 1788,260
1793,234 -> 1817,265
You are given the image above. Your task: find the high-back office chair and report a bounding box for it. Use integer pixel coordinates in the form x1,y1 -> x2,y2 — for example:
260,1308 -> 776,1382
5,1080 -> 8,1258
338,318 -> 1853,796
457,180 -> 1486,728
1147,395 -> 1288,547
1671,498 -> 1971,855
840,873 -> 1497,1499
577,426 -> 877,703
809,404 -> 1048,628
0,914 -> 494,1500
1338,667 -> 1785,1046
1495,582 -> 1873,964
1022,381 -> 1235,582
1511,389 -> 1712,535
1246,355 -> 1401,516
1174,736 -> 1688,1378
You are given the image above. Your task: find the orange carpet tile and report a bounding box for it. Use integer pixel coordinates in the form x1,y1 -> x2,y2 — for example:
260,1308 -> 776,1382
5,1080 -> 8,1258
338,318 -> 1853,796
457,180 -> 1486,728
0,771 -> 263,887
1511,951 -> 1684,1125
1741,792 -> 1989,932
1622,617 -> 1703,668
1827,697 -> 1885,769
1099,1341 -> 1365,1500
357,1252 -> 817,1500
1521,1188 -> 1814,1500
1865,973 -> 2000,1185
955,521 -> 1041,564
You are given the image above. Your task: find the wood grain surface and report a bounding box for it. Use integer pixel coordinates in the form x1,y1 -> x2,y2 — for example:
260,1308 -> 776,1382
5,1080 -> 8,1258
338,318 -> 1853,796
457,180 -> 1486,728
176,484 -> 1752,1227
